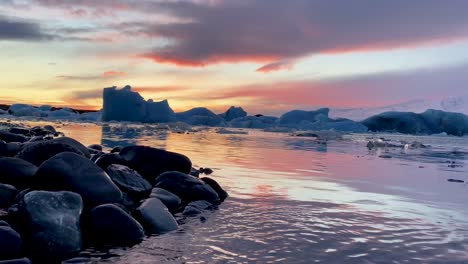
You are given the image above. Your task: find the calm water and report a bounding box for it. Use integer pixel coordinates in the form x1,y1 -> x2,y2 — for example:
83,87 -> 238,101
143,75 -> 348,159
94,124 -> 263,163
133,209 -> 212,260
12,121 -> 468,263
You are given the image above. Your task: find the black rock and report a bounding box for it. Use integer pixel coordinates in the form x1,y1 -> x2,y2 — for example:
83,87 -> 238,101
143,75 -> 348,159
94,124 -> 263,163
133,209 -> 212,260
87,144 -> 102,151
106,165 -> 152,200
189,167 -> 200,177
86,148 -> 100,155
155,171 -> 220,204
8,128 -> 30,136
135,198 -> 178,234
19,191 -> 82,261
89,204 -> 145,246
110,146 -> 122,153
26,136 -> 44,143
0,184 -> 18,209
149,188 -> 181,212
95,153 -> 128,171
0,220 -> 9,227
201,177 -> 228,201
90,152 -> 104,162
0,258 -> 31,264
182,200 -> 214,216
120,146 -> 192,182
4,143 -> 23,157
15,141 -> 84,166
0,158 -> 37,189
0,131 -> 28,143
34,152 -> 122,207
42,125 -> 56,134
53,137 -> 90,158
0,225 -> 22,260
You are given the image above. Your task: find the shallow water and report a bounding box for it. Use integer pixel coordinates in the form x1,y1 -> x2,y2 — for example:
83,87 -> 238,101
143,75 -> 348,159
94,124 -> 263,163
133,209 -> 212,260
11,121 -> 468,263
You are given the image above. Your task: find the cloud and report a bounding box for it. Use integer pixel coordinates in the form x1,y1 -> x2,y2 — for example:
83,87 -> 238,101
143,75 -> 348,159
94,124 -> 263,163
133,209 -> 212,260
102,71 -> 126,77
57,71 -> 127,80
205,63 -> 468,112
256,60 -> 294,73
0,16 -> 53,40
134,0 -> 468,70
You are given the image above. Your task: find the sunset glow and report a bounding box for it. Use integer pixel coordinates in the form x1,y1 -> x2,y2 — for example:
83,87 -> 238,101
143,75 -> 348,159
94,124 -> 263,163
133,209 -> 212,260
1,0 -> 468,115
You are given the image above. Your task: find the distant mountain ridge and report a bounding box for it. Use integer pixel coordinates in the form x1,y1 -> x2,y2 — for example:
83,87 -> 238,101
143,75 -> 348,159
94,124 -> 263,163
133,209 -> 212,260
330,95 -> 468,121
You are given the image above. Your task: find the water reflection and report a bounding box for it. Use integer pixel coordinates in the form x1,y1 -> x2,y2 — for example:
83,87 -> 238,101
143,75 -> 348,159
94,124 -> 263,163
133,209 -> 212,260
14,121 -> 468,263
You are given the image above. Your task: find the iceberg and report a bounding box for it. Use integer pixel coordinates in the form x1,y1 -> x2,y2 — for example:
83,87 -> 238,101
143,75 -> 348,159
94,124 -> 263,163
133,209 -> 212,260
8,104 -> 44,117
277,108 -> 368,132
229,115 -> 278,129
219,106 -> 247,121
102,85 -> 175,123
362,109 -> 468,136
176,107 -> 226,126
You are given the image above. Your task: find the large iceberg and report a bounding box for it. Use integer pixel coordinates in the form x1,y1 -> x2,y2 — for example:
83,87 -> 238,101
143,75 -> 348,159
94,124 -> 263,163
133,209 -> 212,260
219,106 -> 247,121
277,108 -> 368,132
229,115 -> 278,129
102,85 -> 176,123
362,109 -> 468,136
176,107 -> 226,126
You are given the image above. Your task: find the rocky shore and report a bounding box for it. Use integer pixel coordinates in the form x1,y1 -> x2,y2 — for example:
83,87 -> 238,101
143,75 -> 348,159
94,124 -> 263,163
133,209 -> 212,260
0,122 -> 227,263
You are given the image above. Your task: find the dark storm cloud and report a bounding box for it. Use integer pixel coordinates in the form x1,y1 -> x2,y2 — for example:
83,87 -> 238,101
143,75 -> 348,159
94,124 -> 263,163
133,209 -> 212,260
0,16 -> 53,40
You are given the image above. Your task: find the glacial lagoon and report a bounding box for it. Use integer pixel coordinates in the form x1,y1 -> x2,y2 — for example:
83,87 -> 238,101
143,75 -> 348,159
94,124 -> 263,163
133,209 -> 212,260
8,120 -> 468,263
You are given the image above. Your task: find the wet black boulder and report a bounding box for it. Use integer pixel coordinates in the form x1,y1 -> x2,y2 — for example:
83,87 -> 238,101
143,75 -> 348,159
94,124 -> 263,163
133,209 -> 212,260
155,171 -> 220,204
0,131 -> 28,143
201,177 -> 228,202
34,152 -> 122,206
87,144 -> 102,152
135,198 -> 178,234
0,225 -> 22,260
53,137 -> 90,158
15,141 -> 85,166
106,164 -> 152,200
0,184 -> 18,209
0,158 -> 37,189
95,153 -> 128,171
119,146 -> 192,182
149,188 -> 181,212
18,191 -> 83,261
89,204 -> 145,246
0,258 -> 31,264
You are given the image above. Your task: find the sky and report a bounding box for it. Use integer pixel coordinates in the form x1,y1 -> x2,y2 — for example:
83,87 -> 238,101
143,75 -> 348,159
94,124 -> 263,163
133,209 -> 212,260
1,0 -> 468,115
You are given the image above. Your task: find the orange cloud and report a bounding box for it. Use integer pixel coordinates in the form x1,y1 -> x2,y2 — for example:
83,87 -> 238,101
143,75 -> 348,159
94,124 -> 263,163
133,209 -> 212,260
102,71 -> 127,77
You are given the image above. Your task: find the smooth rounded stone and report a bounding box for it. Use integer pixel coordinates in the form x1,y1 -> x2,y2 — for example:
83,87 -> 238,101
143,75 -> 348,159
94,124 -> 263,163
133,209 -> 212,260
34,152 -> 122,206
0,131 -> 28,143
0,220 -> 9,227
5,143 -> 23,157
8,127 -> 30,136
183,200 -> 214,216
15,189 -> 31,204
42,125 -> 56,134
106,165 -> 152,200
155,171 -> 220,204
199,167 -> 213,175
27,136 -> 44,143
15,141 -> 84,166
0,226 -> 22,259
120,192 -> 136,212
110,146 -> 122,153
0,258 -> 32,264
189,168 -> 200,178
149,188 -> 181,212
0,184 -> 18,209
53,137 -> 90,158
89,204 -> 145,246
87,144 -> 102,151
86,148 -> 100,155
201,177 -> 228,202
135,198 -> 178,234
18,191 -> 83,260
119,146 -> 192,182
90,152 -> 104,163
0,158 -> 37,189
95,153 -> 128,170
